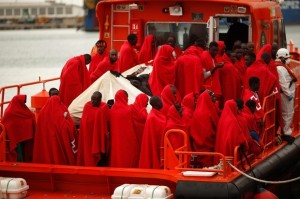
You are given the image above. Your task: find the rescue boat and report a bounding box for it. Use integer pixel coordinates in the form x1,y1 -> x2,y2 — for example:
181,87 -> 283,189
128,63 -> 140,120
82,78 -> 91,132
1,0 -> 300,198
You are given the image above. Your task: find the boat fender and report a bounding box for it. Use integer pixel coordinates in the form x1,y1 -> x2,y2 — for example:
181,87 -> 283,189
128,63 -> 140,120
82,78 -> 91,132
252,187 -> 279,199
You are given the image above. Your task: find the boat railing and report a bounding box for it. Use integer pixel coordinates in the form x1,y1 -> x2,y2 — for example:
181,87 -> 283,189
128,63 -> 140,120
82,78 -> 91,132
0,123 -> 6,162
261,92 -> 277,150
0,77 -> 60,119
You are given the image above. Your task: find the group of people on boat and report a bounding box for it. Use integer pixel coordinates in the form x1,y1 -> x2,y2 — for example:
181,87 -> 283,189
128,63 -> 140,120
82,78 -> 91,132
1,32 -> 297,169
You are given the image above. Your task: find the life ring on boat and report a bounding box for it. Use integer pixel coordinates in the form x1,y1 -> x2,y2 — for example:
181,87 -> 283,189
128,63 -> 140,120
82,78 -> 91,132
252,187 -> 278,199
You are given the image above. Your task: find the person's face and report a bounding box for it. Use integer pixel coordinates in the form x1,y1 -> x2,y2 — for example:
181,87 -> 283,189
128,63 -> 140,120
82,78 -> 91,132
235,49 -> 243,60
247,43 -> 255,53
245,55 -> 254,67
230,52 -> 237,63
167,37 -> 176,47
263,55 -> 271,65
209,46 -> 219,58
97,45 -> 106,54
110,51 -> 118,63
241,43 -> 247,54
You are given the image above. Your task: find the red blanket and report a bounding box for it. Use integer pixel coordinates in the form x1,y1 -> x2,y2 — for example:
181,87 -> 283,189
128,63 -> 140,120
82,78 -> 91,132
148,45 -> 176,96
215,100 -> 249,161
139,108 -> 166,168
2,95 -> 35,162
190,91 -> 219,167
59,55 -> 91,107
77,101 -> 109,166
89,51 -> 109,75
33,96 -> 78,165
118,41 -> 139,73
109,90 -> 139,167
175,46 -> 204,98
90,56 -> 119,83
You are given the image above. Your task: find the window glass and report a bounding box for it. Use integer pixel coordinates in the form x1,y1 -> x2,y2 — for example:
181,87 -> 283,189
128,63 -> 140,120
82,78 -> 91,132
40,8 -> 46,15
56,7 -> 63,15
279,19 -> 287,48
273,20 -> 278,45
0,9 -> 4,16
146,22 -> 208,50
66,7 -> 72,14
31,8 -> 37,15
6,9 -> 12,16
14,8 -> 21,16
48,7 -> 54,15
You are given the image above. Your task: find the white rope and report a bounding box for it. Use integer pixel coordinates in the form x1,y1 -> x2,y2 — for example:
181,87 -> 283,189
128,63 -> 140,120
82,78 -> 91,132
228,162 -> 300,184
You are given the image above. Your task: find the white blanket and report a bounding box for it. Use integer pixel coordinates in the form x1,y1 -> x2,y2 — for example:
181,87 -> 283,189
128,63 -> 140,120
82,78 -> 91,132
68,64 -> 153,121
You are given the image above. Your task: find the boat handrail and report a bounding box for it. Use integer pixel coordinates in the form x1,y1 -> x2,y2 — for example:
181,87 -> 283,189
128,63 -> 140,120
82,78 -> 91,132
0,77 -> 60,119
0,123 -> 6,162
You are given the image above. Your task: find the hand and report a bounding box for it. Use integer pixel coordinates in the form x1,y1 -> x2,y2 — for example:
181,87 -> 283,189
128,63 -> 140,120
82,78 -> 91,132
216,62 -> 224,68
211,62 -> 224,74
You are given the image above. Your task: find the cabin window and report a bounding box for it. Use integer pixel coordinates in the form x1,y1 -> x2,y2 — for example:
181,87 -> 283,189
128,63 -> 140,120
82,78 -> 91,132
218,17 -> 249,51
146,22 -> 208,50
279,19 -> 287,48
273,20 -> 279,45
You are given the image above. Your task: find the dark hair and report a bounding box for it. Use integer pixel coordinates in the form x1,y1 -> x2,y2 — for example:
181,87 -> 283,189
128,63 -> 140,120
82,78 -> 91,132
127,33 -> 137,42
150,96 -> 163,110
209,41 -> 218,48
195,39 -> 207,49
48,87 -> 59,97
92,91 -> 102,100
261,52 -> 271,63
95,40 -> 107,47
84,54 -> 91,60
245,99 -> 256,109
249,76 -> 260,87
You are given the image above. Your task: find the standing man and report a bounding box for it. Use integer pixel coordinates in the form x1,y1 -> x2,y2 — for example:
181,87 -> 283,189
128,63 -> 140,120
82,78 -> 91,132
89,40 -> 108,75
166,35 -> 182,59
276,48 -> 297,143
118,33 -> 139,73
59,54 -> 91,107
201,41 -> 224,100
77,91 -> 110,166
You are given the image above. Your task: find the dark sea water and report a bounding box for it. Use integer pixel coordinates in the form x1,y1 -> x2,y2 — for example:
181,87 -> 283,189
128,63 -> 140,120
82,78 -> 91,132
0,26 -> 299,106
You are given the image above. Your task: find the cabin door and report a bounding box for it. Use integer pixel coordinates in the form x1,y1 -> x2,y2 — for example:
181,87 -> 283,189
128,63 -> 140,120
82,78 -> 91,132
209,15 -> 251,51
